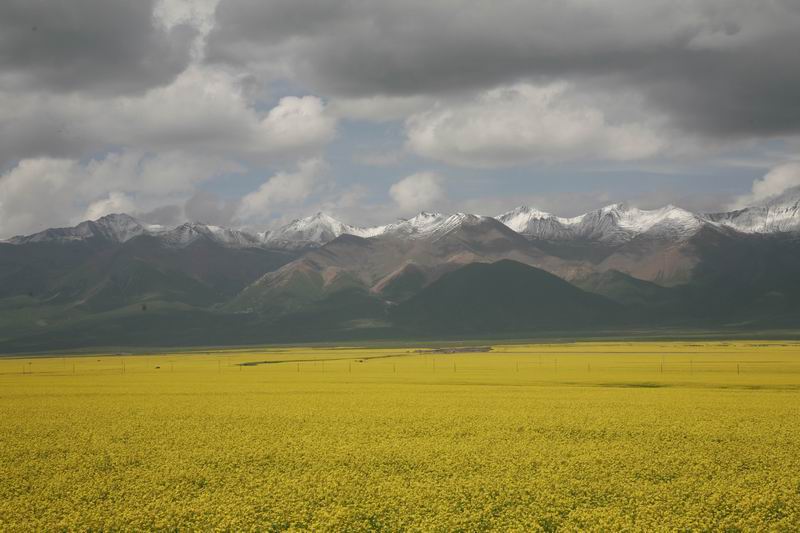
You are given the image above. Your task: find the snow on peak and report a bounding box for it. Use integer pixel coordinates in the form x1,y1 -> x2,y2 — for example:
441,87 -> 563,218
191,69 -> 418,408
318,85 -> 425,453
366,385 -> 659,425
612,204 -> 701,234
6,213 -> 147,244
86,213 -> 145,242
404,212 -> 448,231
496,206 -> 555,233
157,222 -> 264,248
496,206 -> 585,240
707,185 -> 800,234
765,185 -> 800,208
600,203 -> 625,214
378,212 -> 494,240
430,213 -> 480,236
575,203 -> 702,241
377,212 -> 441,236
6,213 -> 267,249
263,212 -> 379,248
7,191 -> 800,249
496,203 -> 702,242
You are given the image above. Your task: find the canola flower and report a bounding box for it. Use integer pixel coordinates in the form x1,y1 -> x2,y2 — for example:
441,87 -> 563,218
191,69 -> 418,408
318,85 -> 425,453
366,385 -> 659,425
0,341 -> 799,530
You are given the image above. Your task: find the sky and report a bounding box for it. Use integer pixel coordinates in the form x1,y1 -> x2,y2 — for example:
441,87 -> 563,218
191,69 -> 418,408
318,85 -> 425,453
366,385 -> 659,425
1,0 -> 800,238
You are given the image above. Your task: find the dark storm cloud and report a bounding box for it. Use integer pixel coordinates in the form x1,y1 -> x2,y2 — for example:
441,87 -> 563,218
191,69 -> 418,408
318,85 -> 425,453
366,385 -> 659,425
206,0 -> 800,138
634,32 -> 800,137
0,0 -> 195,95
0,108 -> 91,166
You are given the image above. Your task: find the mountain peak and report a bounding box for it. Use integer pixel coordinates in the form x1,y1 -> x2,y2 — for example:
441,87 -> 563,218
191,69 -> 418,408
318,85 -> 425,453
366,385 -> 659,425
381,212 -> 447,237
709,185 -> 800,234
393,259 -> 622,333
95,212 -> 139,224
507,205 -> 553,218
6,189 -> 800,249
306,211 -> 340,223
263,212 -> 365,248
409,211 -> 445,221
496,202 -> 702,242
497,206 -> 556,234
763,185 -> 800,208
592,203 -> 701,239
7,212 -> 147,244
600,202 -> 627,214
286,211 -> 347,228
377,212 -> 502,241
498,206 -> 580,239
91,213 -> 148,242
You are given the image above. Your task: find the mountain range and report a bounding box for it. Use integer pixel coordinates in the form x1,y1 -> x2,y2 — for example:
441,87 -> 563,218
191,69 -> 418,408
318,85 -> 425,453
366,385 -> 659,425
2,186 -> 800,351
11,184 -> 800,248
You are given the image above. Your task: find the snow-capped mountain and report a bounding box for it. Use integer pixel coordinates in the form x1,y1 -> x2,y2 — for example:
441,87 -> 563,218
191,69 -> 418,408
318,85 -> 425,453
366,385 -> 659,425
497,204 -> 703,243
379,212 -> 448,237
707,186 -> 800,234
262,212 -> 382,249
5,187 -> 800,250
257,211 -> 509,248
379,212 -> 498,239
497,207 -> 581,240
156,223 -> 264,248
577,204 -> 702,242
5,215 -> 267,249
7,213 -> 149,245
6,190 -> 800,351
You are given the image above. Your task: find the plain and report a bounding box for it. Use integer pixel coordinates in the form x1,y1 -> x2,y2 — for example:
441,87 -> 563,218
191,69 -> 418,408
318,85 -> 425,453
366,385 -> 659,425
1,341 -> 799,530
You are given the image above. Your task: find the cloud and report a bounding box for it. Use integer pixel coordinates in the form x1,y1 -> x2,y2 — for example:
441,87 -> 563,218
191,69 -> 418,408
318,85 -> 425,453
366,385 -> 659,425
155,0 -> 221,37
0,158 -> 85,237
0,0 -> 195,96
730,162 -> 800,209
237,158 -> 328,224
0,0 -> 342,235
137,204 -> 184,227
0,66 -> 337,167
84,193 -> 137,221
206,0 -> 800,140
253,95 -> 336,156
406,83 -> 665,167
184,190 -> 239,226
389,172 -> 445,213
3,0 -> 799,236
0,151 -> 239,238
329,95 -> 434,122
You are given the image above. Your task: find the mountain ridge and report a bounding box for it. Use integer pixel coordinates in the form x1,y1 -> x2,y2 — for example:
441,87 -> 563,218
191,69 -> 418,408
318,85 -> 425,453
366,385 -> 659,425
392,259 -> 626,334
3,187 -> 800,352
7,186 -> 800,250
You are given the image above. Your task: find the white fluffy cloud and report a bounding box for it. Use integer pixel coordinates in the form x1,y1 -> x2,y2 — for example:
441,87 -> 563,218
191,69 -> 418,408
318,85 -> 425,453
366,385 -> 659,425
731,162 -> 800,209
0,62 -> 338,238
0,151 -> 239,238
0,66 -> 337,167
389,172 -> 445,213
0,2 -> 341,236
84,193 -> 138,222
406,83 -> 666,167
237,158 -> 328,224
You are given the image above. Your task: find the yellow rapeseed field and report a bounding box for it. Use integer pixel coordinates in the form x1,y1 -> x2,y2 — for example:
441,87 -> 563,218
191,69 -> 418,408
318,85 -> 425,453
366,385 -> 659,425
1,341 -> 799,530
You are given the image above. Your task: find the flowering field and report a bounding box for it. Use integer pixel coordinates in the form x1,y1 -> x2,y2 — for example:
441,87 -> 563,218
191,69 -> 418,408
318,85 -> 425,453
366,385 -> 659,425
1,341 -> 799,530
